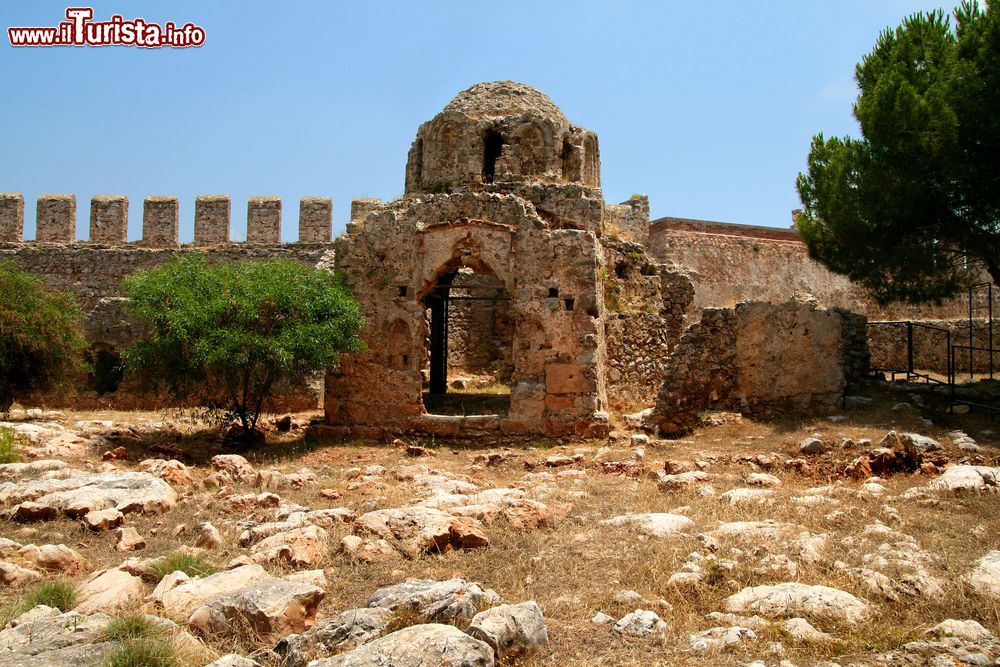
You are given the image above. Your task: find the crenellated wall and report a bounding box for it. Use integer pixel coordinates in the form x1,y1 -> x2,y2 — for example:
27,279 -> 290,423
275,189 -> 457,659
0,192 -> 338,245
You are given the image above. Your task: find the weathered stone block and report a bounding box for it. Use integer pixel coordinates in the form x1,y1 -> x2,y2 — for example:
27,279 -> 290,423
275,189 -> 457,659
142,196 -> 179,246
247,196 -> 281,243
89,195 -> 128,244
299,196 -> 331,243
350,198 -> 382,221
545,363 -> 591,394
0,192 -> 24,242
36,194 -> 76,242
194,195 -> 231,245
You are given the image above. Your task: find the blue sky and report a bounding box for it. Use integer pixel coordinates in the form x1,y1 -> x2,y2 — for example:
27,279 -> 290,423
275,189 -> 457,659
0,1 -> 951,242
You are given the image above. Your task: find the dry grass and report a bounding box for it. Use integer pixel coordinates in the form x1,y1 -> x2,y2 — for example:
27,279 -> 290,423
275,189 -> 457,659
1,383 -> 998,665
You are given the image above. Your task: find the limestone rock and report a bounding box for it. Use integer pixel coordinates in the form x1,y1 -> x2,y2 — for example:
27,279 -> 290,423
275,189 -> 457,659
0,459 -> 70,482
114,526 -> 146,551
0,561 -> 42,586
159,563 -> 268,620
598,512 -> 694,538
82,508 -> 124,531
0,607 -> 111,662
18,543 -> 88,575
2,471 -> 176,518
364,578 -> 500,623
339,535 -> 401,563
964,550 -> 1000,599
248,524 -> 329,568
928,465 -> 999,493
467,601 -> 548,659
689,625 -> 756,652
612,609 -> 667,637
799,437 -> 824,455
657,470 -> 710,490
926,619 -> 994,641
187,577 -> 325,642
210,455 -> 257,484
75,568 -> 145,613
309,623 -> 494,667
277,608 -> 392,667
724,583 -> 869,625
138,458 -> 194,486
195,522 -> 223,549
353,506 -> 489,558
781,617 -> 837,643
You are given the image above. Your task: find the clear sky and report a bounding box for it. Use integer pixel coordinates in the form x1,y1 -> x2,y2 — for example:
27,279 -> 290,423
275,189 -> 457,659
0,0 -> 953,242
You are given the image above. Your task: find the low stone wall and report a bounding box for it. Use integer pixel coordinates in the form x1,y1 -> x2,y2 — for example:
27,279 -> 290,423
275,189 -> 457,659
650,299 -> 869,436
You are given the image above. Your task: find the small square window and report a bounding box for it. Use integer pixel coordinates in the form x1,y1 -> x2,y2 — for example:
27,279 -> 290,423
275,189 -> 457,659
564,298 -> 574,311
548,287 -> 559,298
397,286 -> 408,297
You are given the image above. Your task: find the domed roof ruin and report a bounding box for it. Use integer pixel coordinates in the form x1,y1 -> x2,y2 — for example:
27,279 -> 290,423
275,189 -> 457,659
441,81 -> 569,124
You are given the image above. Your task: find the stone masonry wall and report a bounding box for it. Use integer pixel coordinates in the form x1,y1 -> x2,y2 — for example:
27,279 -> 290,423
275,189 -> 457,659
868,318 -> 999,375
651,298 -> 869,435
649,228 -> 976,321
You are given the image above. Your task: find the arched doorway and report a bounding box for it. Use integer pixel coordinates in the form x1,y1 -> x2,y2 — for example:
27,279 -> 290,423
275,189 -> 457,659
422,263 -> 513,416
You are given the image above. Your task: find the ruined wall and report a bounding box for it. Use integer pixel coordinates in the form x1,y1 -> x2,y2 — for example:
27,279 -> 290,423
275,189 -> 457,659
325,191 -> 610,439
648,225 -> 976,321
650,298 -> 869,436
444,270 -> 514,380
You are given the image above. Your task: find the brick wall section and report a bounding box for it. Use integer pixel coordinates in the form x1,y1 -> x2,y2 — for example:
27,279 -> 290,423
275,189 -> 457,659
142,196 -> 179,246
37,194 -> 76,242
89,195 -> 128,244
248,196 -> 281,243
194,195 -> 231,245
0,193 -> 24,242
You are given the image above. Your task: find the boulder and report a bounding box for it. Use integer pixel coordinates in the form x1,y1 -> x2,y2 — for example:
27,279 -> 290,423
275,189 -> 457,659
75,568 -> 145,614
159,563 -> 268,620
467,601 -> 548,659
964,550 -> 1000,599
114,526 -> 146,551
364,579 -> 500,623
612,609 -> 667,637
926,619 -> 994,641
195,522 -> 223,549
353,506 -> 488,558
928,466 -> 999,493
0,460 -> 70,482
724,583 -> 869,625
657,470 -> 710,490
689,625 -> 756,652
248,524 -> 329,568
138,458 -> 194,486
598,513 -> 694,538
187,577 -> 325,642
18,543 -> 88,575
799,437 -> 824,455
0,561 -> 42,586
210,455 -> 257,484
309,623 -> 494,667
1,471 -> 176,518
277,608 -> 392,667
0,607 -> 111,661
82,508 -> 124,531
204,656 -> 263,667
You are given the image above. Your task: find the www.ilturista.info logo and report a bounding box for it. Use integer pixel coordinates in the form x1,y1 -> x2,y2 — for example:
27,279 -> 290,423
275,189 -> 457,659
8,8 -> 205,48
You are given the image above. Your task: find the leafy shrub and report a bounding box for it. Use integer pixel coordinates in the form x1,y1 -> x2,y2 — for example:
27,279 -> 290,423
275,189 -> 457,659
0,427 -> 20,463
0,261 -> 88,414
122,255 -> 363,442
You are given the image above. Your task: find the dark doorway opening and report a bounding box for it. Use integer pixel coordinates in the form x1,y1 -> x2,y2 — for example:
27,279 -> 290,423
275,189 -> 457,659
423,266 -> 513,416
482,129 -> 503,184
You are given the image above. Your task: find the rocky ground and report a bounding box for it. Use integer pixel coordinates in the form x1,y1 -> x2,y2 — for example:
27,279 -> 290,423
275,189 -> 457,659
0,381 -> 998,666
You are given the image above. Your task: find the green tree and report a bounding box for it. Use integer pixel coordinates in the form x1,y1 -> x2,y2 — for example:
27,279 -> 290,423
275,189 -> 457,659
796,1 -> 1000,304
0,261 -> 88,414
122,255 -> 364,441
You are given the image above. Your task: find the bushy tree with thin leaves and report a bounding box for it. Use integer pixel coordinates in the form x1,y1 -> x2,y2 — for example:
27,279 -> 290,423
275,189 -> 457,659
122,255 -> 363,442
796,1 -> 1000,304
0,261 -> 88,415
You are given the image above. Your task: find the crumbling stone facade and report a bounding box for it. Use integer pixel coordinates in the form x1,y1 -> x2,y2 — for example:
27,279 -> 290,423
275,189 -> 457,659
649,298 -> 869,436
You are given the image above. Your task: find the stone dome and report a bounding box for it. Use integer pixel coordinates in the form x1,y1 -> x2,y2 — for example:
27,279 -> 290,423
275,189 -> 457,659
441,81 -> 569,124
404,81 -> 600,194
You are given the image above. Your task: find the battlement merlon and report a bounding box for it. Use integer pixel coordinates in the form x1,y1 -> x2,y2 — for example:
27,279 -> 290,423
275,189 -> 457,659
90,195 -> 128,244
299,196 -> 332,243
247,196 -> 281,244
37,194 -> 76,242
0,193 -> 24,242
194,195 -> 231,245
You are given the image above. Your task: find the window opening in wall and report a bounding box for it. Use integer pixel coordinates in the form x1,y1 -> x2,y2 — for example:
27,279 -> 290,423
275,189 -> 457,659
482,129 -> 503,184
423,265 -> 513,416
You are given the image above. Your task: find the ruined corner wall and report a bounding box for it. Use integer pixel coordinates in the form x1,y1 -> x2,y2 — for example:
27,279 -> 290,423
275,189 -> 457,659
600,239 -> 694,410
650,299 -> 869,436
648,227 -> 974,321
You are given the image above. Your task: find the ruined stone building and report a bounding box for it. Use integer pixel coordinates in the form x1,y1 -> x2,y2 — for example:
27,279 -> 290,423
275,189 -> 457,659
1,81 -> 969,436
